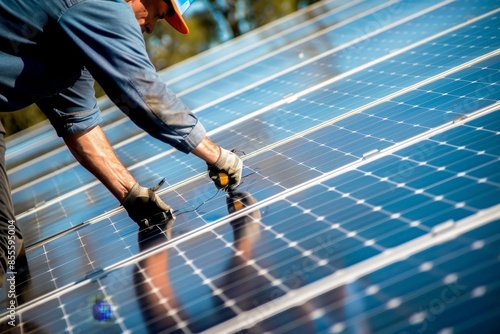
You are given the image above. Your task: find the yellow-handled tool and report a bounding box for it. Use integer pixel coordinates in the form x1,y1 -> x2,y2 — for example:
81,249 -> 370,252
217,171 -> 230,188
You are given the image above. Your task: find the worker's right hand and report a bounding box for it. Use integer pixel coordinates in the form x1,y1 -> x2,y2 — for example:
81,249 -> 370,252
207,148 -> 243,192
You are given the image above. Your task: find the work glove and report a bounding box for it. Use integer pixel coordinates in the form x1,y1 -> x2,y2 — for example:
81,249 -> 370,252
207,148 -> 243,192
121,179 -> 175,229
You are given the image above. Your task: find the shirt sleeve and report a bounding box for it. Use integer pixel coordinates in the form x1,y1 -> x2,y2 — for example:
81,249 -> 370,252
55,0 -> 205,153
36,68 -> 102,137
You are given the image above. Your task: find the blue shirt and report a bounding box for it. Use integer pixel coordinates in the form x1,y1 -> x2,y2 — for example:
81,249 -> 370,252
0,0 -> 205,153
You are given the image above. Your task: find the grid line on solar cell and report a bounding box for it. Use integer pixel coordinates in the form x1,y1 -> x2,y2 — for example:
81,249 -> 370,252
133,246 -> 242,332
162,0 -> 349,85
4,0 -> 496,171
1,0 -> 386,170
202,204 -> 500,334
185,0 -> 500,109
9,4 -> 498,205
7,104 -> 498,321
3,3 -> 500,332
175,245 -> 246,314
259,239 -> 499,333
335,221 -> 499,333
3,0 -> 344,160
37,0 -> 466,166
206,229 -> 291,287
177,0 -> 401,98
214,55 -> 499,169
15,99 -> 500,260
9,100 -> 498,312
173,0 -> 379,88
142,105 -> 499,264
183,0 -> 458,114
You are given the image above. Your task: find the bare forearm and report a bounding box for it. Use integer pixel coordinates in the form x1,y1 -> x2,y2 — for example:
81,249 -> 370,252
63,125 -> 136,202
191,136 -> 221,164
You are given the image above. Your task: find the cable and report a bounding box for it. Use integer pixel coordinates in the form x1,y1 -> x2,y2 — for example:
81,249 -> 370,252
173,170 -> 259,216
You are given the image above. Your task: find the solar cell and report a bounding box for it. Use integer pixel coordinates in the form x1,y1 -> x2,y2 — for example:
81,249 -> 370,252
244,220 -> 500,334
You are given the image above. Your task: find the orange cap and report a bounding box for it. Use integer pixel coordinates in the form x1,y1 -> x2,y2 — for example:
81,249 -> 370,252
164,0 -> 194,34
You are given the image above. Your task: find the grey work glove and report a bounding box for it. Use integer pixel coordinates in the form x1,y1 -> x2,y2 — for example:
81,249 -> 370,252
207,148 -> 243,192
121,179 -> 175,229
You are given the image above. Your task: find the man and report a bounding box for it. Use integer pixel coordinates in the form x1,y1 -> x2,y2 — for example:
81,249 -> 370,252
0,0 -> 242,283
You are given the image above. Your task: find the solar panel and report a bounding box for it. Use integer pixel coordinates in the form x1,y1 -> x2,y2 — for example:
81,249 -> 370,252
1,0 -> 499,332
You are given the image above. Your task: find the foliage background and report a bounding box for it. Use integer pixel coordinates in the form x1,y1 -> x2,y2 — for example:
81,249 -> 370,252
1,0 -> 319,137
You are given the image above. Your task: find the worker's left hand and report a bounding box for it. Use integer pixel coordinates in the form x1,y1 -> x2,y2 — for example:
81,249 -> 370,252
121,179 -> 175,229
207,148 -> 243,192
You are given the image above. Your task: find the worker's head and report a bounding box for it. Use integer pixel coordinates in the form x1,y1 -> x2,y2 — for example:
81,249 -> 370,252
126,0 -> 194,35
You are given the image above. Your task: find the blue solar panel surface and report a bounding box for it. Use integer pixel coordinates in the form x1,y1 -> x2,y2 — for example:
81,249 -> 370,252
1,0 -> 499,333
